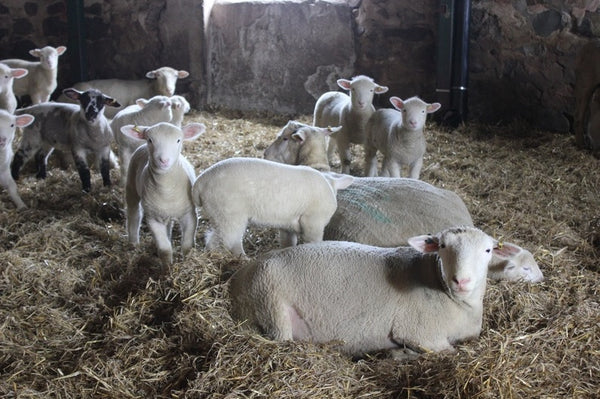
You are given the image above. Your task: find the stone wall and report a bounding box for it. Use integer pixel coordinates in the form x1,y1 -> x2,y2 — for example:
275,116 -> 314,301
0,0 -> 599,132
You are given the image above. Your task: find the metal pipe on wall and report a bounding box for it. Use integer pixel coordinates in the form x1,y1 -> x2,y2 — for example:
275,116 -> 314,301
66,0 -> 87,83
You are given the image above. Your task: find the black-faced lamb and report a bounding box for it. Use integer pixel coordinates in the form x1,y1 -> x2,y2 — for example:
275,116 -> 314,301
365,96 -> 441,179
122,122 -> 206,265
192,157 -> 354,257
1,45 -> 67,104
59,67 -> 189,118
263,125 -> 544,283
110,95 -> 173,179
10,88 -> 121,193
0,63 -> 28,113
313,75 -> 388,173
230,226 -> 503,357
0,110 -> 34,209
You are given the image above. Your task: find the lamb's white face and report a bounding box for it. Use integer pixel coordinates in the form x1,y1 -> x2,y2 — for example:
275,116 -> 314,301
38,47 -> 60,70
437,228 -> 494,297
400,99 -> 429,131
150,67 -> 189,97
263,121 -> 310,164
0,112 -> 16,149
145,123 -> 184,172
348,78 -> 379,111
0,64 -> 14,91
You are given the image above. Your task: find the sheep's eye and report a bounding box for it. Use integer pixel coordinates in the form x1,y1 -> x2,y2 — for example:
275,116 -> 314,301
422,110 -> 425,113
486,248 -> 491,253
148,138 -> 153,144
10,123 -> 14,127
177,139 -> 181,143
440,243 -> 446,249
282,137 -> 288,141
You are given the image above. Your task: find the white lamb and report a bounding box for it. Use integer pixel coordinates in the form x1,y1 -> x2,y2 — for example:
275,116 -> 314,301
263,126 -> 544,283
1,45 -> 67,104
365,96 -> 441,179
230,226 -> 504,357
313,75 -> 388,173
169,95 -> 191,127
110,95 -> 173,179
0,63 -> 28,113
192,157 -> 354,257
123,121 -> 206,265
59,66 -> 190,118
0,110 -> 34,209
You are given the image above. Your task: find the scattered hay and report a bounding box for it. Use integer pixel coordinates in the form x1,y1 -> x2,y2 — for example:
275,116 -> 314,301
1,110 -> 599,398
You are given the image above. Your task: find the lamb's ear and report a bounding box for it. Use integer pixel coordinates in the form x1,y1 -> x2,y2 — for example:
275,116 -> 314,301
337,79 -> 352,91
291,130 -> 307,143
390,96 -> 405,111
375,84 -> 389,94
11,68 -> 28,79
181,122 -> 206,141
177,70 -> 190,79
408,234 -> 439,253
62,88 -> 82,101
320,126 -> 341,136
15,114 -> 35,128
120,125 -> 147,140
104,95 -> 121,108
427,102 -> 442,113
136,98 -> 149,108
56,46 -> 67,55
492,241 -> 522,259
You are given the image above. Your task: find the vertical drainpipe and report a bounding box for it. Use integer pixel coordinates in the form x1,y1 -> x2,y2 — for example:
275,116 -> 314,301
436,0 -> 471,127
67,0 -> 87,83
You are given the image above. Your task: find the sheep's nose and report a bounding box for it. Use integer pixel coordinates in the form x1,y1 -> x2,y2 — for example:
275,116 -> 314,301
452,276 -> 471,291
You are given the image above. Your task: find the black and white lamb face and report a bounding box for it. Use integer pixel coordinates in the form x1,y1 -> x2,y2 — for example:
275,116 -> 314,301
62,88 -> 121,123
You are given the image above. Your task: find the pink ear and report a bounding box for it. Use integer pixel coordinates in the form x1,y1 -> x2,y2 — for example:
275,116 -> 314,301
493,241 -> 522,259
177,70 -> 190,79
56,46 -> 67,55
15,114 -> 35,128
390,97 -> 405,110
121,125 -> 147,140
12,68 -> 28,79
181,122 -> 206,140
375,85 -> 389,94
337,79 -> 352,91
427,102 -> 442,113
408,235 -> 439,253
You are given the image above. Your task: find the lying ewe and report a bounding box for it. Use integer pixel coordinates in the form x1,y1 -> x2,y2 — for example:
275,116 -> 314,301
263,120 -> 340,172
110,95 -> 173,179
313,75 -> 388,173
365,96 -> 441,179
0,110 -> 34,209
11,88 -> 121,192
123,122 -> 206,265
59,66 -> 189,118
230,226 -> 504,357
192,157 -> 354,257
0,63 -> 28,113
169,95 -> 191,127
575,41 -> 600,151
1,45 -> 67,104
263,126 -> 544,282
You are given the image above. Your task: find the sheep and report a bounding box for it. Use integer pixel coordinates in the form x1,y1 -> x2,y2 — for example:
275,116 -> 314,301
365,96 -> 441,179
122,121 -> 206,265
192,157 -> 354,258
169,95 -> 191,127
574,40 -> 600,151
1,45 -> 67,104
58,67 -> 190,118
263,120 -> 340,172
10,88 -> 121,193
0,63 -> 28,113
313,75 -> 388,173
230,226 -> 506,357
262,127 -> 544,282
0,110 -> 34,209
110,95 -> 173,179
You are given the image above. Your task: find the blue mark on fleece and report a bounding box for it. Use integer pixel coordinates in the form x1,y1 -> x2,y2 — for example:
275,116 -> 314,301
340,185 -> 393,224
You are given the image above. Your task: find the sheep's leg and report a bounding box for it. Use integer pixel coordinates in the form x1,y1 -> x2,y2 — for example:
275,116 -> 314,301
337,138 -> 353,174
279,229 -> 298,247
179,210 -> 198,257
299,216 -> 325,244
382,157 -> 401,178
216,217 -> 248,257
99,150 -> 111,186
72,150 -> 91,192
364,145 -> 379,177
10,149 -> 27,180
326,136 -> 338,165
125,184 -> 142,244
407,157 -> 423,179
35,148 -> 50,179
147,218 -> 173,265
0,170 -> 26,209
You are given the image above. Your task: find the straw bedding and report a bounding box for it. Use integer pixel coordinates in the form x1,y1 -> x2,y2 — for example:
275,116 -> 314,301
1,110 -> 598,398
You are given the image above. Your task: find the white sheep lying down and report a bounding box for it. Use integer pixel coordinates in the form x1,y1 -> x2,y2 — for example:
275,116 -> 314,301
59,66 -> 189,118
192,157 -> 354,257
0,110 -> 34,209
263,122 -> 543,283
123,121 -> 206,265
230,226 -> 504,357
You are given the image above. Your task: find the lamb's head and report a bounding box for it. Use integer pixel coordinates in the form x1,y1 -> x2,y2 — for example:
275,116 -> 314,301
136,95 -> 173,121
337,75 -> 388,111
408,226 -> 494,298
0,62 -> 28,91
62,88 -> 121,123
30,45 -> 67,70
146,67 -> 190,97
170,95 -> 190,114
121,121 -> 205,173
488,243 -> 544,283
390,96 -> 441,132
0,109 -> 34,149
264,120 -> 340,169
